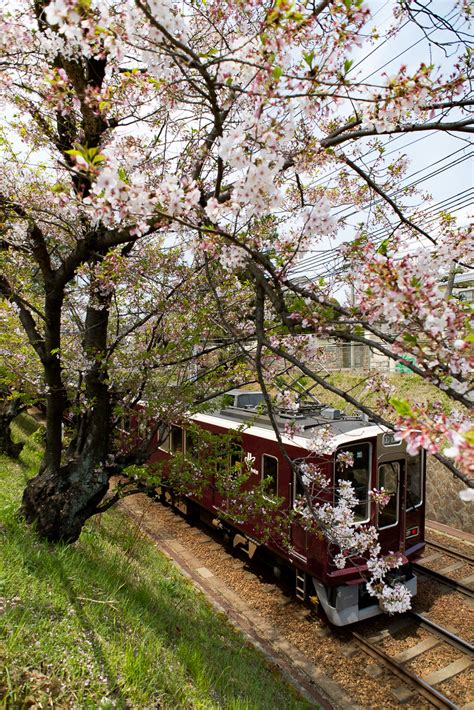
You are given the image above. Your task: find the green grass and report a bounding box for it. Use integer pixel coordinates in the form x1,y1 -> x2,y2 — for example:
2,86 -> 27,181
306,371 -> 457,416
0,417 -> 312,709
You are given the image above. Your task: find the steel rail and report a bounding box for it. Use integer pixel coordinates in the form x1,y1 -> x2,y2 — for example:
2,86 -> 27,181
409,611 -> 474,655
425,539 -> 474,565
414,562 -> 474,599
351,630 -> 459,710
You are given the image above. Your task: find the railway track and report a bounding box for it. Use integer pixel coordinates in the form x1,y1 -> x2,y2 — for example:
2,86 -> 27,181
415,539 -> 474,598
414,562 -> 474,598
351,540 -> 473,707
352,611 -> 473,709
425,540 -> 474,566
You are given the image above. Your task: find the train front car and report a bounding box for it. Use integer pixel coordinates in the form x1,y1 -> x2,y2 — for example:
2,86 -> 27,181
149,393 -> 426,627
311,427 -> 425,626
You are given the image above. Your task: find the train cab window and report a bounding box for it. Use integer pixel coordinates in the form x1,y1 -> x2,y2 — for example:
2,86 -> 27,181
170,425 -> 183,453
335,443 -> 371,522
406,453 -> 423,510
377,462 -> 399,528
262,454 -> 278,496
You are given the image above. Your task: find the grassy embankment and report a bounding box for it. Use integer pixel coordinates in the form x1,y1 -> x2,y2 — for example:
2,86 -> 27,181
303,371 -> 456,415
0,416 -> 311,709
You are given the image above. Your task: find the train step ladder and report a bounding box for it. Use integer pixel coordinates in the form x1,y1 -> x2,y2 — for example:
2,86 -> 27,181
295,570 -> 306,601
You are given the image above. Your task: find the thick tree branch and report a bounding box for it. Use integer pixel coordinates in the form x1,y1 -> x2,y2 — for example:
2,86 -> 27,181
321,117 -> 474,148
0,275 -> 46,360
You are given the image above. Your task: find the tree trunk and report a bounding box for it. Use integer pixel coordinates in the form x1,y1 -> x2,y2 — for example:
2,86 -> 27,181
21,456 -> 109,543
21,283 -> 114,543
0,416 -> 23,457
0,397 -> 25,457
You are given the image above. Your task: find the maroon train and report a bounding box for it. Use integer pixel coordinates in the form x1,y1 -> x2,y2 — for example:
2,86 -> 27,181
148,390 -> 425,625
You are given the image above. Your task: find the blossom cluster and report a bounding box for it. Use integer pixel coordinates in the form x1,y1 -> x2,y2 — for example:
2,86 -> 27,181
42,0 -> 121,60
369,487 -> 391,508
344,237 -> 473,397
81,163 -> 200,229
394,405 -> 474,480
294,474 -> 411,614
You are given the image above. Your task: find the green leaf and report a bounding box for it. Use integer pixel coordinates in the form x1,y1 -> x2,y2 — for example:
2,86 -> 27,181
389,397 -> 414,417
464,428 -> 474,445
303,50 -> 314,69
343,59 -> 353,73
376,238 -> 389,256
272,66 -> 283,80
118,166 -> 129,183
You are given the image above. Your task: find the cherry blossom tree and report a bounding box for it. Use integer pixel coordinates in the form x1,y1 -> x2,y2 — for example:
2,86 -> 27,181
0,0 -> 472,552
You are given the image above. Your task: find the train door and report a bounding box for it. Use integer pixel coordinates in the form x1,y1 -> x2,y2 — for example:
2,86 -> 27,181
211,441 -> 243,512
404,452 -> 425,547
184,428 -> 218,509
290,465 -> 308,559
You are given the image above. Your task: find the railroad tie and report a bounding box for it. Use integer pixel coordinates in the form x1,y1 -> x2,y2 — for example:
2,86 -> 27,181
419,552 -> 442,564
421,657 -> 472,686
392,637 -> 440,663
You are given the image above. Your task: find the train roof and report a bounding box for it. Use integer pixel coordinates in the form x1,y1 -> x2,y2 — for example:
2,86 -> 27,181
192,402 -> 387,452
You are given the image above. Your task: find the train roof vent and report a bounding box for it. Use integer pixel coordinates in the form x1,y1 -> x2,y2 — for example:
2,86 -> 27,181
320,407 -> 342,420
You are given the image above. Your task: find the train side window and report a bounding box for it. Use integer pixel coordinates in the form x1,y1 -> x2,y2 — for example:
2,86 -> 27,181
292,464 -> 305,507
120,415 -> 131,432
170,425 -> 183,453
262,454 -> 278,496
377,462 -> 399,529
406,453 -> 423,510
229,445 -> 243,477
335,443 -> 371,523
185,430 -> 198,460
158,428 -> 170,452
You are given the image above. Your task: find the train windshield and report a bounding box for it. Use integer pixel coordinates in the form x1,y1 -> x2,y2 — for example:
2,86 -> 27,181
377,462 -> 399,528
406,453 -> 423,510
335,443 -> 371,522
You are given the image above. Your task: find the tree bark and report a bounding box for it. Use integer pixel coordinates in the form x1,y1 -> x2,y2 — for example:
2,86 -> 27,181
21,282 -> 114,543
21,450 -> 109,543
0,396 -> 25,457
